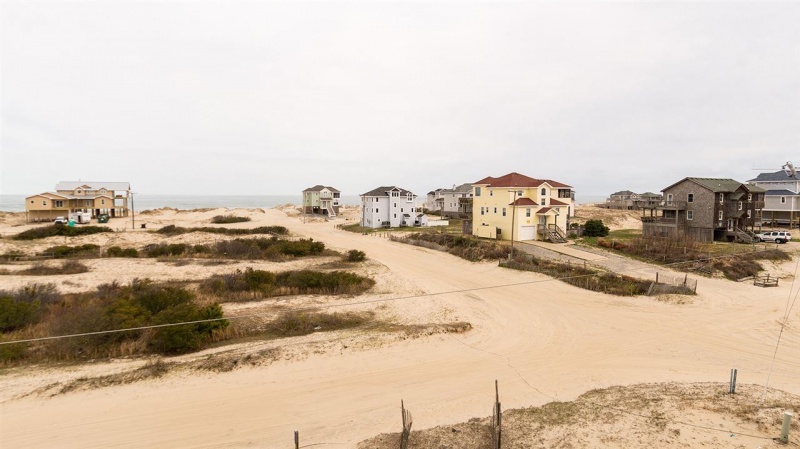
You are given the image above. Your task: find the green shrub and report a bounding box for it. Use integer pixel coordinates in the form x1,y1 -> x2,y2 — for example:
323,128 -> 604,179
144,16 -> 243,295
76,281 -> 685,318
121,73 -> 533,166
279,239 -> 325,257
345,250 -> 366,262
17,260 -> 90,275
157,225 -> 287,236
0,296 -> 41,332
14,225 -> 113,240
149,302 -> 227,354
201,268 -> 375,298
584,220 -> 610,237
40,244 -> 100,258
106,246 -> 139,258
266,311 -> 370,337
211,215 -> 252,224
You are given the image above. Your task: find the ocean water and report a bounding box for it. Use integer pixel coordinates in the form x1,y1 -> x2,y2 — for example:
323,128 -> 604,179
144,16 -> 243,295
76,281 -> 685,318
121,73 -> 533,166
1,193 -> 606,212
0,194 -> 362,213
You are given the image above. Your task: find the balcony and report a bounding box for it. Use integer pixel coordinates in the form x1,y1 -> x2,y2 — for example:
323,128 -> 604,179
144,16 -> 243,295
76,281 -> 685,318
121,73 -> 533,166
656,201 -> 688,210
641,216 -> 686,226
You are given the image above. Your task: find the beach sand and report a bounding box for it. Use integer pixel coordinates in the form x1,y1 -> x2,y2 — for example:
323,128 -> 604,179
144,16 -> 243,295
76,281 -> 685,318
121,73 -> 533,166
1,205 -> 799,448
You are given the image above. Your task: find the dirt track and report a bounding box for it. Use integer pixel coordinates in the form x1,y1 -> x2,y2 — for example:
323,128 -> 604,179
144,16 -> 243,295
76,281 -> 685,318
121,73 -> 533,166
2,208 -> 800,448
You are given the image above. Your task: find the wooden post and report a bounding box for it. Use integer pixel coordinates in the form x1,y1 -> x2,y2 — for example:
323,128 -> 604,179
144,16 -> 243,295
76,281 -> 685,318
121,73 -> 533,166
496,379 -> 502,448
729,368 -> 737,394
294,431 -> 299,449
781,411 -> 793,444
655,272 -> 659,284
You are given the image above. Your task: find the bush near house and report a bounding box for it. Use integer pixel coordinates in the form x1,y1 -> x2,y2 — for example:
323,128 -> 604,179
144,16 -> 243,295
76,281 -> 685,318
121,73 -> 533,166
392,233 -> 509,261
583,219 -> 610,237
13,225 -> 113,240
345,250 -> 366,262
39,244 -> 101,258
210,215 -> 252,224
156,224 -> 287,236
200,268 -> 375,299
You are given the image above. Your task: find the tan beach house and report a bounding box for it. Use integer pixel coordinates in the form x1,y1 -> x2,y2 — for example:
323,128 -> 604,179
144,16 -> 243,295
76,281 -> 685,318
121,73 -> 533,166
472,172 -> 574,242
25,181 -> 131,222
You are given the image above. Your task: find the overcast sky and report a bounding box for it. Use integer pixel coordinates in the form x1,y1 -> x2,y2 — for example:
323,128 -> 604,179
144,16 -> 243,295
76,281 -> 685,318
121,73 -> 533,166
2,1 -> 799,197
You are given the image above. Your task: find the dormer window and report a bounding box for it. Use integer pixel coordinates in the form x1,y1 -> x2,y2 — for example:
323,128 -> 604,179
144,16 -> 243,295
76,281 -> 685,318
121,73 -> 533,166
541,188 -> 546,196
406,193 -> 413,202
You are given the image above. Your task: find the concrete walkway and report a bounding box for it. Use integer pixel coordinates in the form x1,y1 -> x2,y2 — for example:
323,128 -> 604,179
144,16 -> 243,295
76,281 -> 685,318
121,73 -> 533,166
519,240 -> 607,261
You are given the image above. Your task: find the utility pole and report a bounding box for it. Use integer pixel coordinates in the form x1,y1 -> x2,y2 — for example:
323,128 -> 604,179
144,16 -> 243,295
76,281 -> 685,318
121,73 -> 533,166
509,190 -> 517,259
130,192 -> 135,230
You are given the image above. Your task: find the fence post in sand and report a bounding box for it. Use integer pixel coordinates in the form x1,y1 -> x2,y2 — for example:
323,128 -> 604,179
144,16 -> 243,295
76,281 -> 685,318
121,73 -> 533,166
294,431 -> 299,449
780,411 -> 793,444
729,368 -> 737,394
655,272 -> 659,284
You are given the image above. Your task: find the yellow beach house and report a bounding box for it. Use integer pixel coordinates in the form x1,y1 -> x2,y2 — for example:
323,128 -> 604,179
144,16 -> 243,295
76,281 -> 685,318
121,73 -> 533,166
472,172 -> 574,242
25,181 -> 131,222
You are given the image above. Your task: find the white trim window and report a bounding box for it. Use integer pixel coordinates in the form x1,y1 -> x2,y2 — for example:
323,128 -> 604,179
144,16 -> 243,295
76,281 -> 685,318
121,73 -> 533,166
781,197 -> 787,204
719,193 -> 724,204
687,210 -> 693,220
475,187 -> 481,197
687,193 -> 694,203
738,201 -> 742,211
406,193 -> 413,202
747,193 -> 752,201
667,193 -> 673,203
718,210 -> 723,220
526,208 -> 531,217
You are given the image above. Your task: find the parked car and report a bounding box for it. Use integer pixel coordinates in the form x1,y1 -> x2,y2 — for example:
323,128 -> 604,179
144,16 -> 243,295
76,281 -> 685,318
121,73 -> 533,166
53,216 -> 68,225
756,231 -> 792,244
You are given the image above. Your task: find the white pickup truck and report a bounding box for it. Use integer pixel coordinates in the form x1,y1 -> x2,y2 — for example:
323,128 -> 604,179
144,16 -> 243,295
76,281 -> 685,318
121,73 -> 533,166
756,230 -> 792,243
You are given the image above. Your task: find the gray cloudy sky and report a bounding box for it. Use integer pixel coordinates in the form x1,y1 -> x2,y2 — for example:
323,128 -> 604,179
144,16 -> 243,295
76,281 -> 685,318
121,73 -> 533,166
2,1 -> 799,197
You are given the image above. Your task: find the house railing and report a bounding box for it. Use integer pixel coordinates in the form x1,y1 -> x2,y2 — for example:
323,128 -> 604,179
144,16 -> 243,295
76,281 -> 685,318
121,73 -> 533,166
641,217 -> 686,225
656,200 -> 688,209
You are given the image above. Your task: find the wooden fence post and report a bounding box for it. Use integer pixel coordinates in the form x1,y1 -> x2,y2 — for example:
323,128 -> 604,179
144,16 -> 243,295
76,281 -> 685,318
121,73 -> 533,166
294,431 -> 299,449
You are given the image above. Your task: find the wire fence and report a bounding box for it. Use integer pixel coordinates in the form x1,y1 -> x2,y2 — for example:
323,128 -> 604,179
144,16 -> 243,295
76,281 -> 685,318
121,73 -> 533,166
647,272 -> 698,296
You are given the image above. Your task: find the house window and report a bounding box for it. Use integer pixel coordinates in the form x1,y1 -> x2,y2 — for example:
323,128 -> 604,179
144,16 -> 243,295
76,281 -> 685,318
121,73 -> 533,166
30,200 -> 34,204
781,197 -> 786,204
541,188 -> 546,196
718,210 -> 723,220
494,207 -> 497,214
393,214 -> 396,218
719,193 -> 724,204
526,208 -> 531,217
101,199 -> 106,205
42,200 -> 47,206
475,187 -> 481,197
517,190 -> 523,196
391,191 -> 399,197
687,210 -> 693,220
687,193 -> 694,203
667,193 -> 673,203
738,201 -> 742,211
747,210 -> 752,218
481,207 -> 484,215
376,209 -> 378,213
400,208 -> 403,212
407,193 -> 413,202
490,190 -> 493,196
502,208 -> 506,217
747,193 -> 752,201
393,203 -> 397,207
54,200 -> 64,208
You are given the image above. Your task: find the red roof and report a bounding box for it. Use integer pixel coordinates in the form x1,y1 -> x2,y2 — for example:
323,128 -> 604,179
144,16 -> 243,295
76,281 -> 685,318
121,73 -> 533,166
537,207 -> 552,214
549,199 -> 569,206
474,172 -> 572,188
509,198 -> 539,206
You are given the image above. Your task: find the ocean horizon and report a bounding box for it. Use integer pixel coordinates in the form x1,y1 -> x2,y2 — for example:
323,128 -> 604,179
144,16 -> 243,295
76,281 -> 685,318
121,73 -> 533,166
0,193 -> 608,213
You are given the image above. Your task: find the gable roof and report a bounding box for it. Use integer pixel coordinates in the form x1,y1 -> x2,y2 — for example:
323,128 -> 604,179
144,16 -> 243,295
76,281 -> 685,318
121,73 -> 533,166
303,185 -> 340,193
610,190 -> 636,196
474,172 -> 572,189
749,170 -> 798,182
663,177 -> 743,193
55,181 -> 131,192
361,186 -> 416,197
765,189 -> 800,196
509,198 -> 539,206
549,199 -> 569,206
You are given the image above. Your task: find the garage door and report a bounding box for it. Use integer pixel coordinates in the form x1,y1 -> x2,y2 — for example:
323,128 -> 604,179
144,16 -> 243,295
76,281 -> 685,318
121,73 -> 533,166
519,225 -> 536,241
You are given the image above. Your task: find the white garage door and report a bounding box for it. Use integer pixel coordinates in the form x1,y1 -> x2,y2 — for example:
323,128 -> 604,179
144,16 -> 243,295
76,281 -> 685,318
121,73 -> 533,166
519,225 -> 536,241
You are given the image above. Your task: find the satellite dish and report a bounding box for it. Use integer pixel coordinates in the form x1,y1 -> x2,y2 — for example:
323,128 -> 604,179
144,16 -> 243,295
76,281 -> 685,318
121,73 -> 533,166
782,161 -> 797,178
752,161 -> 797,178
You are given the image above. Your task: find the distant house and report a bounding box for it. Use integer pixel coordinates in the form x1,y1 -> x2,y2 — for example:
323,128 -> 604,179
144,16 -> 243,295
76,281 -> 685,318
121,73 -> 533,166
640,177 -> 764,243
360,186 -> 425,228
603,190 -> 638,209
603,190 -> 663,210
25,181 -> 131,223
425,183 -> 473,217
471,172 -> 574,242
302,185 -> 341,217
748,171 -> 800,227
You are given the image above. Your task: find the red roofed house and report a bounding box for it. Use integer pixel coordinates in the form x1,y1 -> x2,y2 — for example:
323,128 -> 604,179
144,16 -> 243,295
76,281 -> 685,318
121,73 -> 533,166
471,172 -> 574,242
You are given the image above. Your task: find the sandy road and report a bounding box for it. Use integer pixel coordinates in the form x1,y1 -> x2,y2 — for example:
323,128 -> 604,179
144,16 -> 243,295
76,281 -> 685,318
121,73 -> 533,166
2,212 -> 800,448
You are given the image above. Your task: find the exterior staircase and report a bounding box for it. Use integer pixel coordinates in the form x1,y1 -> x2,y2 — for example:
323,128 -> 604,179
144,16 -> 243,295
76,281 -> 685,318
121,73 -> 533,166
326,206 -> 336,218
543,224 -> 567,243
734,227 -> 755,244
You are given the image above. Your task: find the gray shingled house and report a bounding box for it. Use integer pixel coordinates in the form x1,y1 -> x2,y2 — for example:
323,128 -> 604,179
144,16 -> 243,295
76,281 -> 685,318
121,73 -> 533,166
641,177 -> 765,243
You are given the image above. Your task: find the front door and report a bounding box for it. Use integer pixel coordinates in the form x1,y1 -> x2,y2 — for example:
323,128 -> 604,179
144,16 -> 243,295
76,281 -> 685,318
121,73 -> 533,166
727,219 -> 735,231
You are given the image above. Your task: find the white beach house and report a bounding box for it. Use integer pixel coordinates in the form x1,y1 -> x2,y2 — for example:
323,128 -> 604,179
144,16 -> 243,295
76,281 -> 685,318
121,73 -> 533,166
360,186 -> 426,228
